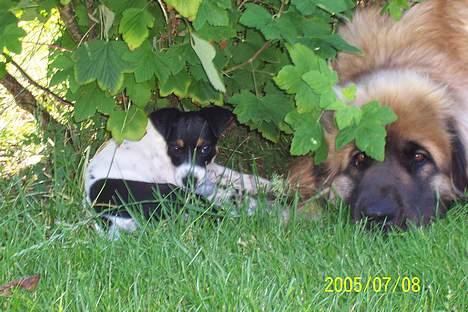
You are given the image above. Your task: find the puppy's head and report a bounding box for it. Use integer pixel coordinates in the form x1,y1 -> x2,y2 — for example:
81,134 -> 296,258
150,107 -> 233,188
327,71 -> 467,230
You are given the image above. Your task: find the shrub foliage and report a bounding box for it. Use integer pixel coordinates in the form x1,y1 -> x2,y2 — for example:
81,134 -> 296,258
0,0 -> 408,161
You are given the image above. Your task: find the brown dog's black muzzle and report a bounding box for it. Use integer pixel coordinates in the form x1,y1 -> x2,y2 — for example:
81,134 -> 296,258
351,161 -> 407,229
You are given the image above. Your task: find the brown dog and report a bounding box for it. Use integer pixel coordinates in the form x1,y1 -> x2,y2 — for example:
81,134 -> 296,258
289,0 -> 468,229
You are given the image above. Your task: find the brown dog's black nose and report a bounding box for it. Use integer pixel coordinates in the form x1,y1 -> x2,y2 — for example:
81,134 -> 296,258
362,197 -> 397,224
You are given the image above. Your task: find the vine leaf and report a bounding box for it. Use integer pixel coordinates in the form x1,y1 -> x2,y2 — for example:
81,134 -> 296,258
123,74 -> 153,108
74,40 -> 136,95
275,44 -> 337,113
72,83 -> 115,122
336,101 -> 398,161
165,0 -> 202,21
193,0 -> 231,30
285,110 -> 324,155
0,9 -> 26,54
190,33 -> 226,93
229,85 -> 294,142
239,4 -> 298,43
119,8 -> 154,50
107,106 -> 148,144
123,42 -> 171,83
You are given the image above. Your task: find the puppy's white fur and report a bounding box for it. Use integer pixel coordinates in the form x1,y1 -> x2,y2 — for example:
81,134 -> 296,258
85,121 -> 271,235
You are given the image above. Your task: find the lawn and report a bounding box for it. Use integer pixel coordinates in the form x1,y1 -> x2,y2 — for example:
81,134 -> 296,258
0,124 -> 466,311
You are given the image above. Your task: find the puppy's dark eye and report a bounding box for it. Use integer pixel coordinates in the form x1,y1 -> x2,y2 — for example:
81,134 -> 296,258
200,145 -> 211,154
170,145 -> 183,153
353,152 -> 368,168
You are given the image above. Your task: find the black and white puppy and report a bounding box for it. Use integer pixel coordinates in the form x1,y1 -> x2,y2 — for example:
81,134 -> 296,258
84,107 -> 270,236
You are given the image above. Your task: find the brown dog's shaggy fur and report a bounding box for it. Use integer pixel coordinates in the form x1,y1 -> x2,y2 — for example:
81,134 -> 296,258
289,0 -> 468,228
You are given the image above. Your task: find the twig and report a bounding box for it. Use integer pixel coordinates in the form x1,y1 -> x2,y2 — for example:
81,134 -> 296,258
9,58 -> 73,106
86,0 -> 98,40
0,73 -> 53,127
224,42 -> 270,74
58,3 -> 84,43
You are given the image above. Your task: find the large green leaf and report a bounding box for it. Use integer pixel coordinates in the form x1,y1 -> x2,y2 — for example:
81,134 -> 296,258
165,0 -> 202,21
107,106 -> 148,144
123,74 -> 153,108
72,83 -> 116,122
275,44 -> 338,112
191,33 -> 226,93
119,8 -> 154,50
229,85 -> 294,142
74,40 -> 136,94
123,42 -> 171,83
335,101 -> 398,161
239,4 -> 298,43
285,110 -> 323,155
0,10 -> 26,54
193,0 -> 230,30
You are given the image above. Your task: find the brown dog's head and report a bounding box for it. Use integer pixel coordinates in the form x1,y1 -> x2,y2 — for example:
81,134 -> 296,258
324,71 -> 467,230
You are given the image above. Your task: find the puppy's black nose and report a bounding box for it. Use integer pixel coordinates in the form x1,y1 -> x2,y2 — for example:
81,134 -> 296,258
362,198 -> 397,225
182,175 -> 198,187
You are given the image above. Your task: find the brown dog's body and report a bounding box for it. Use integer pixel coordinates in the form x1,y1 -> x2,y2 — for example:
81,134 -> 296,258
289,0 -> 468,228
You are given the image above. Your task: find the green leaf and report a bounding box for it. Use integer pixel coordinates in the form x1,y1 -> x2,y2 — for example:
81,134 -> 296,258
0,18 -> 26,54
342,84 -> 357,101
188,80 -> 223,106
362,100 -> 398,125
335,101 -> 397,160
292,0 -> 317,15
355,122 -> 387,161
335,105 -> 362,129
72,83 -> 116,122
313,0 -> 354,14
123,74 -> 153,108
193,0 -> 230,30
239,4 -> 271,30
239,4 -> 299,43
0,62 -> 6,79
74,40 -> 136,94
335,126 -> 356,150
123,42 -> 171,83
159,70 -> 191,98
275,44 -> 338,113
384,0 -> 410,20
107,106 -> 148,144
119,8 -> 154,50
285,111 -> 323,155
229,85 -> 293,142
190,33 -> 226,93
165,0 -> 202,21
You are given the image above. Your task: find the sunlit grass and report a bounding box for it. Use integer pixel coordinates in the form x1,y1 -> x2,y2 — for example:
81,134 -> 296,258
0,128 -> 466,311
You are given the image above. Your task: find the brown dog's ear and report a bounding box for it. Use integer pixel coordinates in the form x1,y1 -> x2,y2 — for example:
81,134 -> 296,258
149,108 -> 180,139
199,107 -> 234,138
450,128 -> 468,194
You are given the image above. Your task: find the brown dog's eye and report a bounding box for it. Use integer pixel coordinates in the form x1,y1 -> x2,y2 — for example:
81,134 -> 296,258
414,152 -> 425,162
353,152 -> 368,168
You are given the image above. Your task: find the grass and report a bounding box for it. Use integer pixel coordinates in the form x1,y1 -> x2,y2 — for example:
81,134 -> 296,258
0,123 -> 466,311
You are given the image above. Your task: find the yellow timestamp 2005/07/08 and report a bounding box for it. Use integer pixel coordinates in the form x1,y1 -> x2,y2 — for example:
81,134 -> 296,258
324,276 -> 421,293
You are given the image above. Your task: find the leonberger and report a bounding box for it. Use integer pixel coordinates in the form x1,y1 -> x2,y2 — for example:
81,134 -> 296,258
289,0 -> 468,229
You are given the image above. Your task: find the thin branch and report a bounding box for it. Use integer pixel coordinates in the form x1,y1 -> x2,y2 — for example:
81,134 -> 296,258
9,59 -> 73,107
58,4 -> 84,43
86,0 -> 98,40
224,42 -> 270,74
0,73 -> 52,127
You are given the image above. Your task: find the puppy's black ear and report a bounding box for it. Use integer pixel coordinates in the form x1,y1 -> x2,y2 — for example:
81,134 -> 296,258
149,108 -> 180,139
450,128 -> 468,193
200,107 -> 234,138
